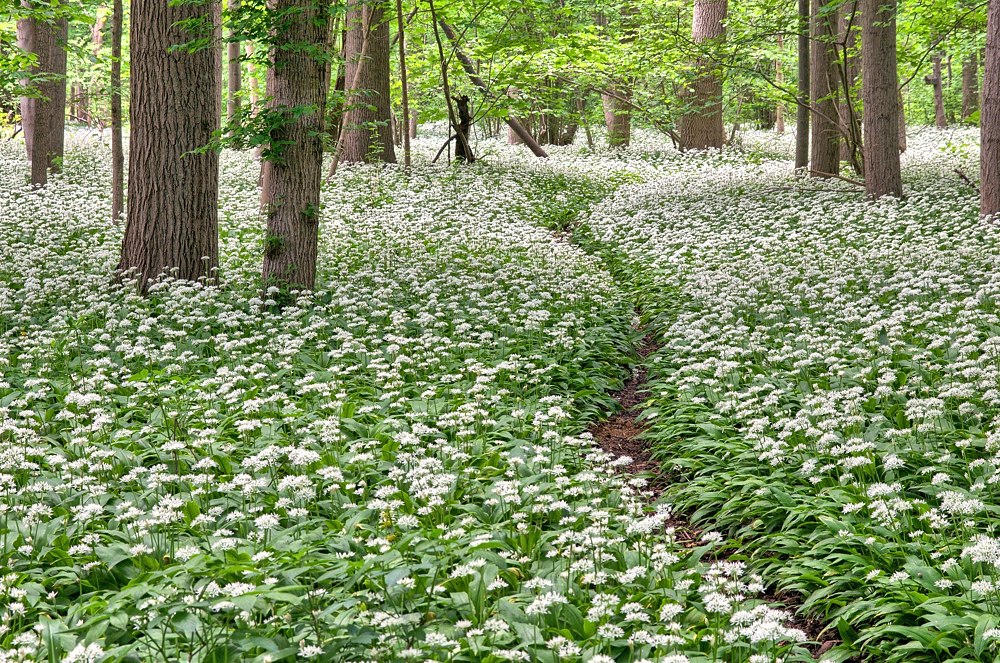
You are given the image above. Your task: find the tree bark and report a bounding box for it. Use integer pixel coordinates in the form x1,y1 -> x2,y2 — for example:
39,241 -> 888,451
962,53 -> 979,121
795,0 -> 810,170
809,0 -> 839,177
861,0 -> 901,199
602,92 -> 632,147
981,0 -> 1000,216
227,0 -> 242,127
118,0 -> 221,291
775,34 -> 785,133
928,52 -> 947,128
246,42 -> 259,109
395,0 -> 411,167
838,1 -> 861,169
111,0 -> 124,221
679,0 -> 727,149
898,87 -> 907,153
18,6 -> 68,186
342,0 -> 396,163
260,0 -> 330,291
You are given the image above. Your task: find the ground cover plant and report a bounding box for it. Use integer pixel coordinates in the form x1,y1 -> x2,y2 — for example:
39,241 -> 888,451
0,134 -> 812,662
577,128 -> 1000,661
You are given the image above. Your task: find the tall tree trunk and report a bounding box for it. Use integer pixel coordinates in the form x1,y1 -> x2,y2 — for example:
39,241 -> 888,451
260,0 -> 330,290
602,92 -> 631,147
962,53 -> 979,121
775,34 -> 785,133
679,0 -> 727,149
395,0 -> 411,167
18,7 -> 68,186
981,0 -> 1000,216
342,0 -> 396,163
795,0 -> 810,170
927,52 -> 947,128
111,0 -> 124,221
809,0 -> 839,177
897,87 -> 907,152
246,42 -> 259,109
227,0 -> 242,127
118,0 -> 221,291
861,0 -> 901,199
838,1 -> 861,169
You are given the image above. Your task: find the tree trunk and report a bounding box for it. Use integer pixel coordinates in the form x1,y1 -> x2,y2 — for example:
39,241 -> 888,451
962,53 -> 979,121
438,20 -> 548,157
18,8 -> 68,186
342,0 -> 396,163
679,0 -> 727,149
898,87 -> 907,153
861,0 -> 901,199
259,0 -> 330,291
395,0 -> 411,167
838,1 -> 861,169
246,42 -> 259,109
227,0 -> 242,127
775,34 -> 785,133
927,53 -> 947,128
981,0 -> 1000,216
809,0 -> 839,177
118,0 -> 221,291
795,0 -> 810,170
602,92 -> 631,147
111,0 -> 124,221
454,94 -> 474,161
409,115 -> 417,137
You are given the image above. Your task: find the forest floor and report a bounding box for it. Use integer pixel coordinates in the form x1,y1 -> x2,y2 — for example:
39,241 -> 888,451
0,125 -> 994,662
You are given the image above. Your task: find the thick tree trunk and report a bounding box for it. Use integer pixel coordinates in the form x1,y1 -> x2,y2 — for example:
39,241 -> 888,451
861,0 -> 901,199
18,9 -> 68,186
982,0 -> 1000,216
454,94 -> 473,161
227,0 -> 242,127
794,0 -> 810,170
342,0 -> 396,163
260,0 -> 330,290
809,0 -> 839,177
111,0 -> 124,221
679,0 -> 727,149
962,53 -> 979,121
602,92 -> 631,147
118,0 -> 221,291
928,53 -> 947,128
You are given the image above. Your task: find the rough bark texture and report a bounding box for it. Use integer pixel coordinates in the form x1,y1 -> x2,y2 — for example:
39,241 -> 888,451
260,0 -> 330,290
809,0 -> 839,177
929,53 -> 947,128
119,0 -> 220,290
861,0 -> 902,199
227,0 -> 242,126
679,0 -> 727,150
18,8 -> 68,186
602,92 -> 631,147
795,0 -> 810,170
962,53 -> 979,121
111,0 -> 124,221
454,94 -> 474,161
982,0 -> 1000,216
342,0 -> 396,163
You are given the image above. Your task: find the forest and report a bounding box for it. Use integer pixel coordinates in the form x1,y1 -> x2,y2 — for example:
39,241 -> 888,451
0,0 -> 999,660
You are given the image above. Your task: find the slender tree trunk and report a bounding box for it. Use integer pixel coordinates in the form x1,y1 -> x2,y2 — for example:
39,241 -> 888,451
246,42 -> 259,109
981,0 -> 1000,216
111,0 -> 124,221
861,0 -> 901,198
679,0 -> 727,149
118,0 -> 221,291
775,34 -> 785,133
395,0 -> 411,167
342,0 -> 396,163
962,53 -> 979,121
438,20 -> 548,157
227,0 -> 242,127
810,0 -> 839,177
260,0 -> 330,290
838,1 -> 861,168
795,0 -> 810,171
928,53 -> 947,128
